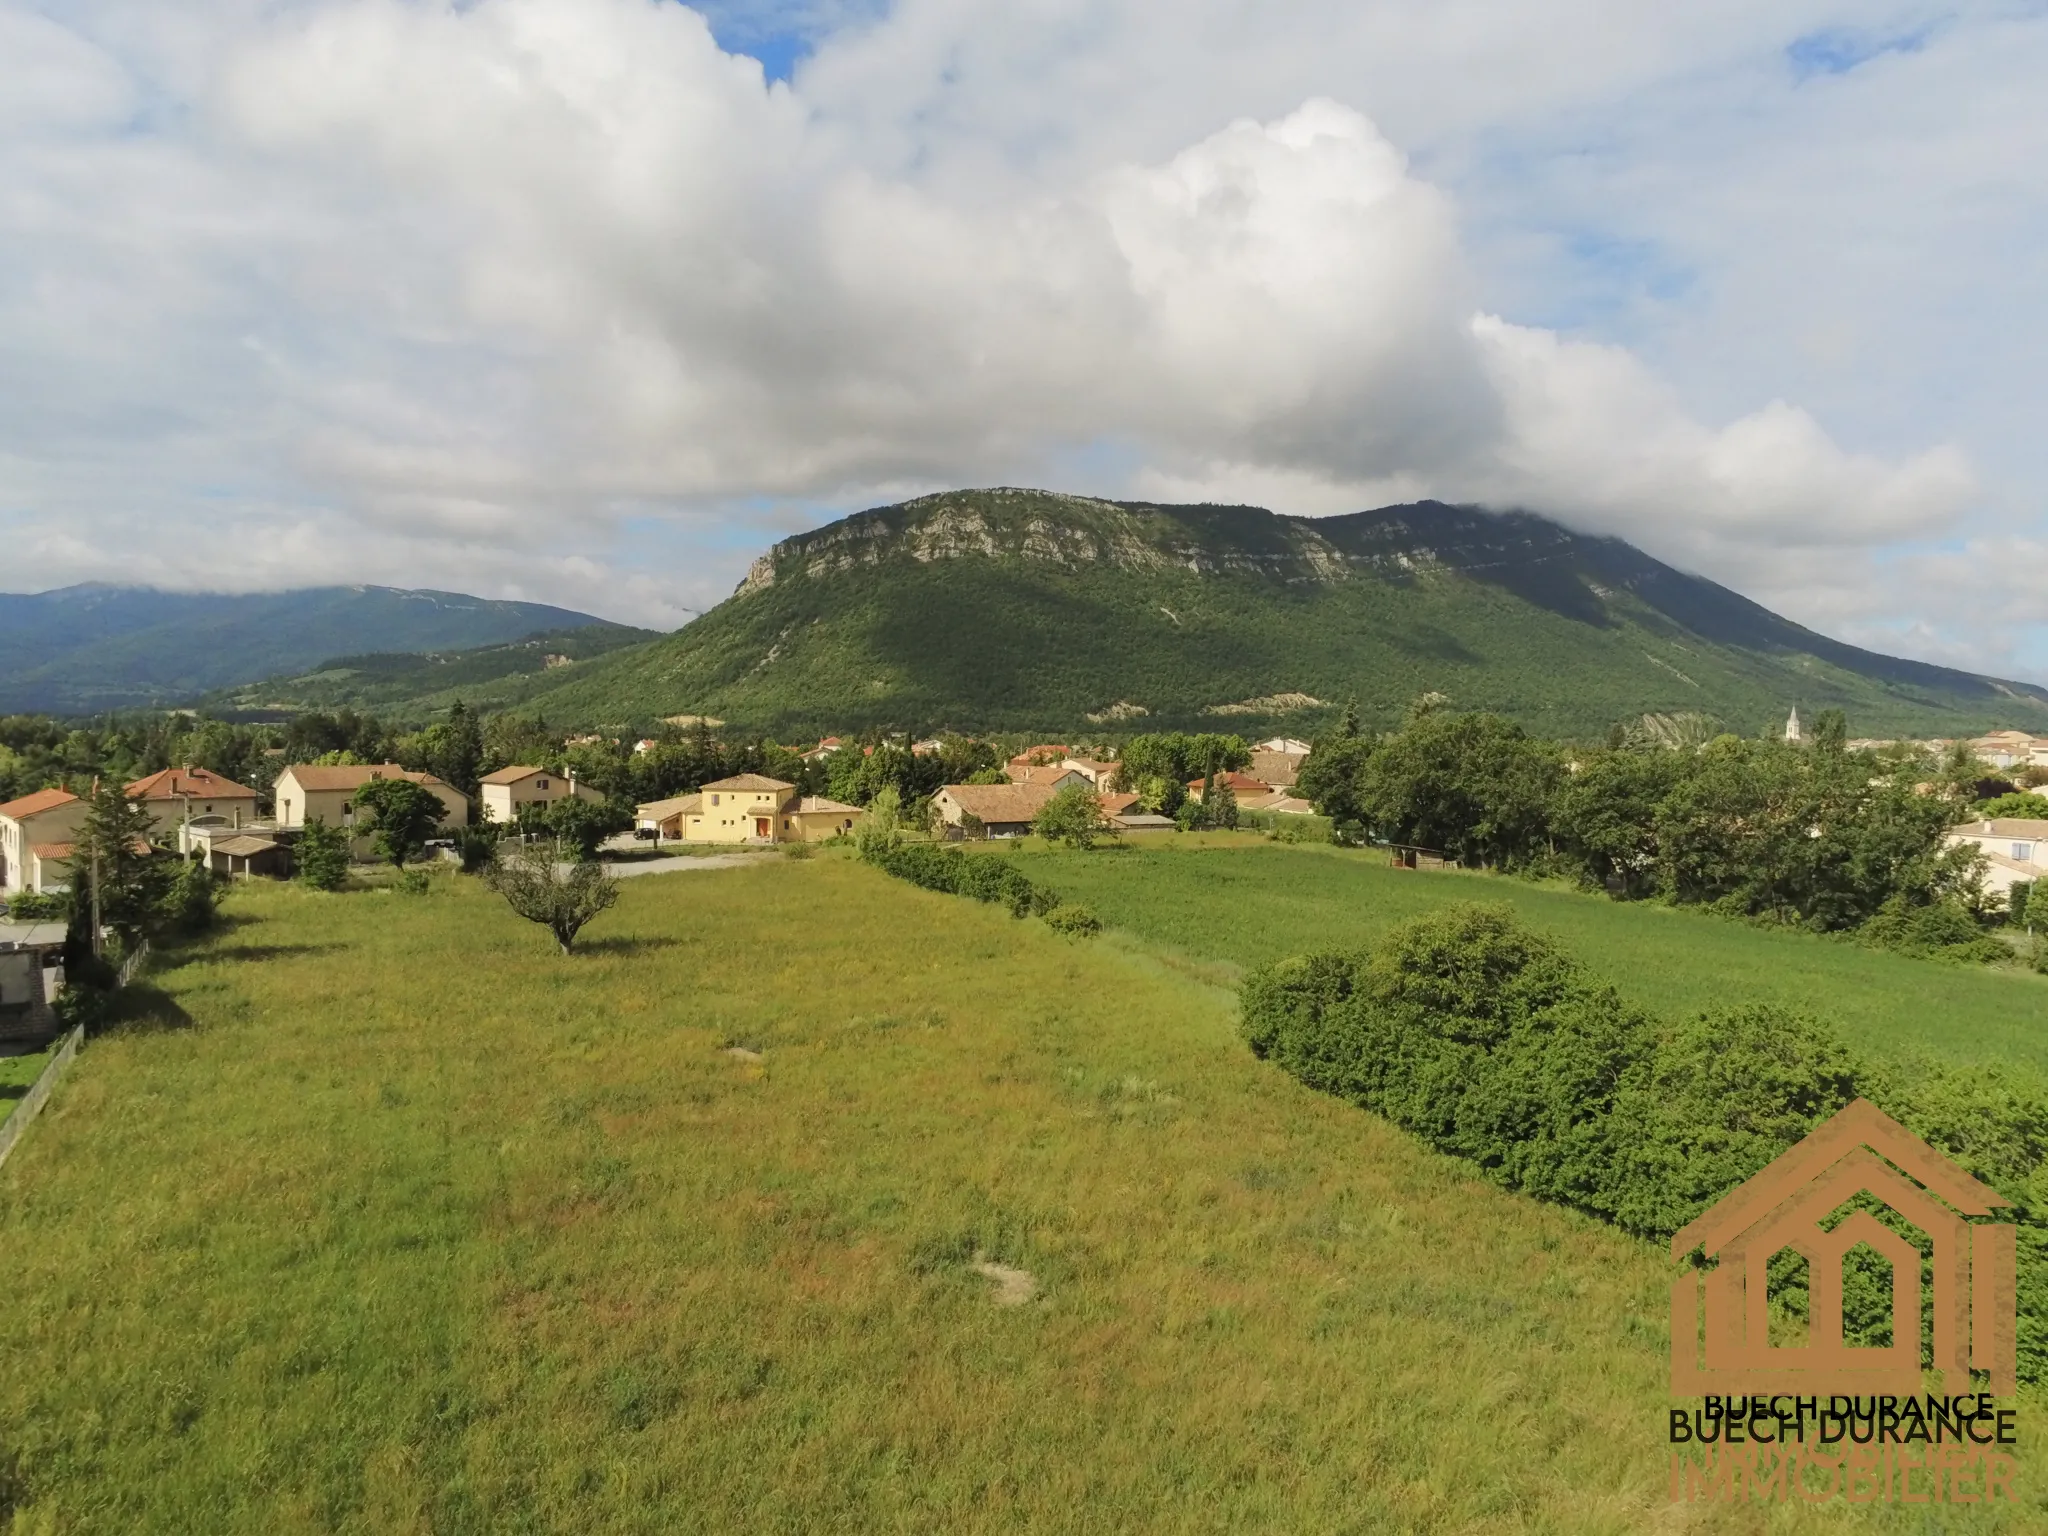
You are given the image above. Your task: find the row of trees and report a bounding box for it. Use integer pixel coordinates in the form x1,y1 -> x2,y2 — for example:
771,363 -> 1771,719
1294,699 -> 2034,938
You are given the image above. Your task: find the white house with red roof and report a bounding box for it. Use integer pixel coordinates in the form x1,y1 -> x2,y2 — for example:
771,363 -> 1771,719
0,787 -> 88,896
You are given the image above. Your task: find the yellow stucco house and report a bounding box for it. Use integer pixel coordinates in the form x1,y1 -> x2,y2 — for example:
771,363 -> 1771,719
672,776 -> 862,844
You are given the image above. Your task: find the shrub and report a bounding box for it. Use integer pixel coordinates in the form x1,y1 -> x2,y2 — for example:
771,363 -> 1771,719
455,825 -> 500,874
394,868 -> 431,897
1857,895 -> 2009,964
861,840 -> 1059,919
1043,904 -> 1102,938
296,817 -> 350,891
1241,903 -> 2048,1382
159,859 -> 220,934
782,841 -> 815,860
4,890 -> 67,922
2009,880 -> 2033,930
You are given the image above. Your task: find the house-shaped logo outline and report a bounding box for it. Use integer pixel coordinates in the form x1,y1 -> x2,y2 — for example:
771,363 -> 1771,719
1669,1098 -> 2017,1396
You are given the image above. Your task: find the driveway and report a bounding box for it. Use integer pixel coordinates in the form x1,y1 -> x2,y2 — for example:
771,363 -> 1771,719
599,851 -> 771,879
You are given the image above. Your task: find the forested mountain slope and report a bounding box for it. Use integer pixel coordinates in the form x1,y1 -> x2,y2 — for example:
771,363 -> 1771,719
0,585 -> 613,714
513,488 -> 2048,739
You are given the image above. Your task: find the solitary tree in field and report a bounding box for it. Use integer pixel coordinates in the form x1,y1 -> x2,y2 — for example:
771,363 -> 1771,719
351,778 -> 445,870
484,841 -> 619,955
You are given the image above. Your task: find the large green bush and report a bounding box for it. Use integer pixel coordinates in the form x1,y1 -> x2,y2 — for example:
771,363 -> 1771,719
1243,902 -> 2048,1383
862,841 -> 1059,919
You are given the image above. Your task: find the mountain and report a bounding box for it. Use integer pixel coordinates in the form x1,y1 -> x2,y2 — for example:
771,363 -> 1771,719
501,488 -> 2048,741
0,584 -> 618,715
199,622 -> 661,720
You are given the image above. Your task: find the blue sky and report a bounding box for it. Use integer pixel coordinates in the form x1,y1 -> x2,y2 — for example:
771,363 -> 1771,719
2,0 -> 2044,686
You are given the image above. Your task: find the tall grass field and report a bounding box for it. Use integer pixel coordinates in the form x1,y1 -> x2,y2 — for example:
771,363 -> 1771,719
0,856 -> 2039,1531
1017,837 -> 2048,1071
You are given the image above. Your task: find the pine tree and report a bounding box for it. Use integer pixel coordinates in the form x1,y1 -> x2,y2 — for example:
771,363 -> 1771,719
76,781 -> 168,947
444,700 -> 484,796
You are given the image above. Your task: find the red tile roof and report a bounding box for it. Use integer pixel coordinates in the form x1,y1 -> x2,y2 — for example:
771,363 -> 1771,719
29,841 -> 76,860
703,774 -> 795,791
1006,744 -> 1069,767
126,767 -> 258,801
1186,772 -> 1273,795
0,787 -> 79,821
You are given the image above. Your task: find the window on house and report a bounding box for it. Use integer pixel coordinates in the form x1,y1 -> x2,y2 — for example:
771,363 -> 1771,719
537,778 -> 549,790
2017,843 -> 2035,863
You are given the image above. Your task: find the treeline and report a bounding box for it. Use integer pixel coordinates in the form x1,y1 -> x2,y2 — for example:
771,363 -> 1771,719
1293,702 -> 2041,956
1243,903 -> 2048,1384
0,705 -> 1010,815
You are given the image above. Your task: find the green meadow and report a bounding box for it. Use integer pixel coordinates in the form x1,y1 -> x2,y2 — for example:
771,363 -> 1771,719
0,1045 -> 55,1127
1017,836 -> 2048,1072
0,857 -> 2039,1532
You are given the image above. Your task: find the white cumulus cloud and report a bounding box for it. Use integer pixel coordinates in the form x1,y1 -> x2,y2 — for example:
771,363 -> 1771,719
0,0 -> 2023,674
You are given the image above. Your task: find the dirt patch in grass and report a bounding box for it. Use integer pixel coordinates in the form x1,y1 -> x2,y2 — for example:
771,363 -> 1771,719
972,1257 -> 1038,1306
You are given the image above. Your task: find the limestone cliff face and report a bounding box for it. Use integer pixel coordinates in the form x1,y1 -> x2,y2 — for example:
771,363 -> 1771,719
732,486 -> 1605,597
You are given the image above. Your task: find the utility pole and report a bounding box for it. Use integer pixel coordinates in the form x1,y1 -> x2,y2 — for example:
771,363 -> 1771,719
89,777 -> 103,961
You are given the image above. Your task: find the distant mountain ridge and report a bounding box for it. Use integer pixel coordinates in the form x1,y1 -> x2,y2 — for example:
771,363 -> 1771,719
505,488 -> 2048,738
0,584 -> 617,715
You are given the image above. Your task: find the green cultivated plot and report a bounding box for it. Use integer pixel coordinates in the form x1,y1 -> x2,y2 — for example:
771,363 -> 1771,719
3,861 -> 2032,1531
1019,839 -> 2048,1073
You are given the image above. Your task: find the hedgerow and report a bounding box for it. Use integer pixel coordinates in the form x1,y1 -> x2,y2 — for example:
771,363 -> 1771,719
1241,901 -> 2048,1384
862,841 -> 1061,919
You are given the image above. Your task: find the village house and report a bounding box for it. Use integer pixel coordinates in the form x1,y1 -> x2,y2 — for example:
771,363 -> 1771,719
1944,816 -> 2047,903
478,766 -> 603,824
0,788 -> 88,897
1254,737 -> 1313,756
670,776 -> 862,843
933,782 -> 1057,838
125,767 -> 261,836
1057,756 -> 1119,789
801,737 -> 846,762
634,794 -> 700,839
1969,731 -> 2046,770
1248,749 -> 1307,788
1185,771 -> 1273,801
1007,763 -> 1094,791
1006,744 -> 1070,770
781,797 -> 864,842
272,764 -> 469,858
